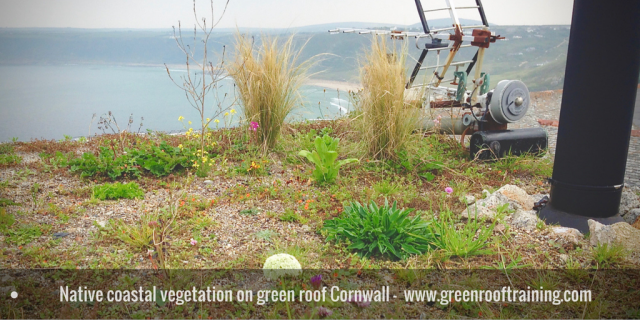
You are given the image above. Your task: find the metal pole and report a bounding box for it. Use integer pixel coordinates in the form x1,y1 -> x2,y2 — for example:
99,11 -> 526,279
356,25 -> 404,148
538,0 -> 640,233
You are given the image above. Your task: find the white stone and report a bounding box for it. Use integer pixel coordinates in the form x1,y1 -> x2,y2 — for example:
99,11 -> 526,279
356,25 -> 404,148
96,220 -> 107,228
550,226 -> 583,245
495,184 -> 535,211
588,219 -> 640,263
461,195 -> 476,205
509,210 -> 538,231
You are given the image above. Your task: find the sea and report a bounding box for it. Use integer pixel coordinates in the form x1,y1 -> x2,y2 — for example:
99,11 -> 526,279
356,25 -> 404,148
0,65 -> 352,142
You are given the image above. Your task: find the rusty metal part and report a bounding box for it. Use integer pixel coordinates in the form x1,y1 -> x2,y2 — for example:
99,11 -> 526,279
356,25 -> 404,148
430,100 -> 463,108
481,112 -> 508,131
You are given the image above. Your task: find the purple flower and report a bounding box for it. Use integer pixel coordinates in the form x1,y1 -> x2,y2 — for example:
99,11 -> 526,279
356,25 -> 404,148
445,187 -> 453,194
190,238 -> 198,246
310,274 -> 322,290
316,306 -> 333,318
250,121 -> 260,131
348,294 -> 371,308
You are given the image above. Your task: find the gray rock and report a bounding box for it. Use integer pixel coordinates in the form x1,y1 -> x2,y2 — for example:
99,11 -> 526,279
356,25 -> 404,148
496,184 -> 535,210
509,210 -> 538,231
588,220 -> 617,247
52,232 -> 70,239
622,208 -> 640,224
461,195 -> 476,205
461,184 -> 532,220
588,219 -> 640,263
1,275 -> 14,283
204,180 -> 214,185
619,188 -> 640,218
550,226 -> 583,245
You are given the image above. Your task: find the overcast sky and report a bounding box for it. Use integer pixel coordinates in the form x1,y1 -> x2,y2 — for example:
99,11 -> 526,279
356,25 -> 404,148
0,0 -> 574,29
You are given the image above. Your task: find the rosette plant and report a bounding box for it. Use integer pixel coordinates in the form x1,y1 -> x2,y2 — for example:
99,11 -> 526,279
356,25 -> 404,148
323,200 -> 433,260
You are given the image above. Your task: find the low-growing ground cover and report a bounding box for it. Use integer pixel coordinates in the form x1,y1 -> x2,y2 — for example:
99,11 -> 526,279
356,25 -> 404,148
0,120 -> 638,318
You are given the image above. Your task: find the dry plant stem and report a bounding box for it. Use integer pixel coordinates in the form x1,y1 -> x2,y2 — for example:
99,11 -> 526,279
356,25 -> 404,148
165,0 -> 236,155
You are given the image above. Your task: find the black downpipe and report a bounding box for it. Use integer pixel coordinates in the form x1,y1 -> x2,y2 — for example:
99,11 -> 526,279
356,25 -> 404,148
474,0 -> 489,26
465,50 -> 479,76
538,0 -> 640,232
414,0 -> 430,34
407,49 -> 429,89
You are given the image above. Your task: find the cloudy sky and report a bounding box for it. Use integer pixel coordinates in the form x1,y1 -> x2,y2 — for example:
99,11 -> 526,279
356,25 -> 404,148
0,0 -> 574,29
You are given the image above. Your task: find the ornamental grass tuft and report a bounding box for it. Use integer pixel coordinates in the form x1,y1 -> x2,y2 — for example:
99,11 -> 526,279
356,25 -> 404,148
356,36 -> 421,160
228,33 -> 315,152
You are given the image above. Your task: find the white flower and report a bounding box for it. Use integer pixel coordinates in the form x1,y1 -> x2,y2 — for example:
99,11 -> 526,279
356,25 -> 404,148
263,253 -> 302,281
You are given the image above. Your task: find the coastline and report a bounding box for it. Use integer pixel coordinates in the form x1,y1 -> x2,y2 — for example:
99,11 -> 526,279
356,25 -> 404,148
304,79 -> 362,92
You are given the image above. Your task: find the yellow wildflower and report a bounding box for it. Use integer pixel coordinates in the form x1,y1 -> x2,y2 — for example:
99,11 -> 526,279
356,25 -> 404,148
214,119 -> 220,123
188,121 -> 192,125
224,112 -> 229,116
178,144 -> 183,149
186,131 -> 191,136
206,118 -> 210,122
230,109 -> 236,114
178,116 -> 184,121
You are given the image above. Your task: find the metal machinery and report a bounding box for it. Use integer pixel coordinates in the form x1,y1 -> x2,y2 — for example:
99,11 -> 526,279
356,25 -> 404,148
329,0 -> 548,159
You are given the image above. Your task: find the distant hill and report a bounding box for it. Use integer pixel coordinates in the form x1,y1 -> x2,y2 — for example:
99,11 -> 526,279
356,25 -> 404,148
0,25 -> 576,91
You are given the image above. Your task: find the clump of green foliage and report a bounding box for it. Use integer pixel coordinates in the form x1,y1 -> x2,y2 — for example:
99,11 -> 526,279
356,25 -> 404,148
298,134 -> 358,184
428,209 -> 496,258
69,141 -> 197,180
0,143 -> 22,166
0,208 -> 15,233
5,224 -> 43,245
592,242 -> 627,267
93,182 -> 145,200
323,201 -> 432,260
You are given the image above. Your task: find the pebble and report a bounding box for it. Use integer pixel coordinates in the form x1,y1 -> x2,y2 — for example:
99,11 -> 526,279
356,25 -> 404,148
52,232 -> 70,239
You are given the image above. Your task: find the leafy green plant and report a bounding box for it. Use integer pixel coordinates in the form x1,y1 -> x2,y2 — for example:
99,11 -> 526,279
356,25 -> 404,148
5,224 -> 43,245
323,200 -> 433,260
40,151 -> 75,172
0,208 -> 15,233
428,210 -> 496,258
0,143 -> 21,166
280,209 -> 301,223
298,134 -> 358,184
70,141 -> 196,179
70,147 -> 141,180
93,182 -> 145,200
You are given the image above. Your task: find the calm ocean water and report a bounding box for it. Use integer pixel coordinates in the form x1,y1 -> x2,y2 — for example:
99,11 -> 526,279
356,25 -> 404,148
0,65 -> 352,142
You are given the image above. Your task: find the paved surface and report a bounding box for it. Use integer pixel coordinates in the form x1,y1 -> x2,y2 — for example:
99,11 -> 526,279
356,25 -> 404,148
528,89 -> 640,187
635,88 -> 640,128
627,89 -> 640,186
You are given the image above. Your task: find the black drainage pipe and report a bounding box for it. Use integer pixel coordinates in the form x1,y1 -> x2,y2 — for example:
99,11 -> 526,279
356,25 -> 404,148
538,0 -> 640,233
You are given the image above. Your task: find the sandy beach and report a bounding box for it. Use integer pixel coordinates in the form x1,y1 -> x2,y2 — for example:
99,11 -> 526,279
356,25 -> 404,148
305,79 -> 362,92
